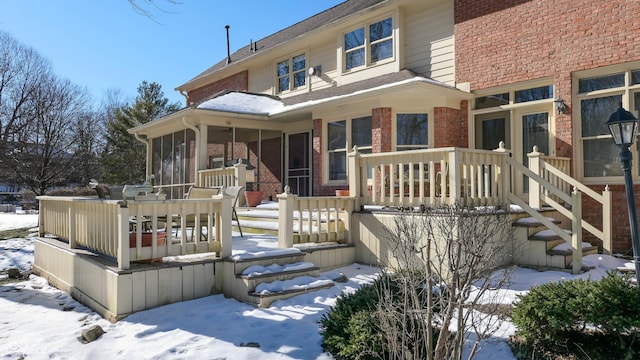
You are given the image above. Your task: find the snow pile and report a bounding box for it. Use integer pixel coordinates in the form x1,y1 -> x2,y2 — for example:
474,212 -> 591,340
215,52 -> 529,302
254,275 -> 334,295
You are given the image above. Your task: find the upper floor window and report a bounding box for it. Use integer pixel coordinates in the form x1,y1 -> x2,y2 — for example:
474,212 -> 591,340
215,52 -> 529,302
277,53 -> 306,93
344,17 -> 393,71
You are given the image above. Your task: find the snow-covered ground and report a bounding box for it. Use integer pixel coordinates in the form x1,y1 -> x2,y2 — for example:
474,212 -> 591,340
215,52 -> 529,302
0,213 -> 633,359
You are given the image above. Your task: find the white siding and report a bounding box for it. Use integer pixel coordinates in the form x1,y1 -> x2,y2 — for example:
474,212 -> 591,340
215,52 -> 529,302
404,1 -> 455,84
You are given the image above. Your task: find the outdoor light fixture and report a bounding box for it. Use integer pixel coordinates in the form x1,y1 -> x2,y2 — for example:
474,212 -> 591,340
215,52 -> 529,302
607,105 -> 640,286
554,96 -> 567,114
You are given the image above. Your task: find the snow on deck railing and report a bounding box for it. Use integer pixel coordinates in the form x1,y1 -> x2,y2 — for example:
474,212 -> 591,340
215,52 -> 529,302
277,188 -> 355,248
347,146 -> 510,209
37,195 -> 232,270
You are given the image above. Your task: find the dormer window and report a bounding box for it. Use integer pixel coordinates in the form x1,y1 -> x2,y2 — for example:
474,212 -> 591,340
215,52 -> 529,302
277,53 -> 306,93
344,17 -> 393,71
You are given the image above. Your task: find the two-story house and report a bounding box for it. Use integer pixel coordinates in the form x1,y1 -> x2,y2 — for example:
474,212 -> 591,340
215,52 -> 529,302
129,0 -> 639,254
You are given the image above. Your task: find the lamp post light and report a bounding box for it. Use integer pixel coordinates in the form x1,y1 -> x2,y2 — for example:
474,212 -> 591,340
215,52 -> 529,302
607,106 -> 640,285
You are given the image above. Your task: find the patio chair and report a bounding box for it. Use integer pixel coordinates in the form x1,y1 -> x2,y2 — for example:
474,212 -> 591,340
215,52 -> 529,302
183,186 -> 223,241
223,186 -> 244,237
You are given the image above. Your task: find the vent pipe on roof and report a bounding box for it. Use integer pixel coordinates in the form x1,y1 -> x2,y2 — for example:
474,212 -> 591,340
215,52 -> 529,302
250,38 -> 254,52
225,25 -> 232,65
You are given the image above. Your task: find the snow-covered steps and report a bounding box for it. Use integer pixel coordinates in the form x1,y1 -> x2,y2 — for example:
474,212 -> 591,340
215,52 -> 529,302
221,250 -> 337,307
249,275 -> 336,308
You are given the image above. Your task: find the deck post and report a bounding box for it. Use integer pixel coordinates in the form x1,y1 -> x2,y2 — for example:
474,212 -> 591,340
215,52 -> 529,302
234,161 -> 247,188
493,142 -> 510,205
219,193 -> 233,258
117,202 -> 130,270
528,147 -> 543,210
277,187 -> 295,249
602,185 -> 612,254
571,187 -> 583,275
348,146 -> 361,211
68,205 -> 77,249
448,149 -> 461,205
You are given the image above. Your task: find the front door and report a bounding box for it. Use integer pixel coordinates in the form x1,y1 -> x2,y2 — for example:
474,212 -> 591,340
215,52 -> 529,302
285,131 -> 312,196
518,110 -> 550,193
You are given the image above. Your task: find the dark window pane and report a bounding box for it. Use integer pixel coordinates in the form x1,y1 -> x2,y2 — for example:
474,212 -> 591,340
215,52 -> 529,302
173,131 -> 185,185
632,70 -> 640,85
185,129 -> 195,183
475,93 -> 509,109
352,116 -> 372,147
370,17 -> 392,42
581,95 -> 621,137
292,54 -> 305,72
397,114 -> 428,146
515,85 -> 553,103
278,76 -> 290,92
345,28 -> 364,51
293,71 -> 305,88
583,138 -> 622,177
152,138 -> 162,185
578,73 -> 624,93
277,60 -> 289,76
162,134 -> 172,186
371,39 -> 393,62
329,152 -> 347,181
346,48 -> 365,70
481,118 -> 506,150
328,121 -> 346,150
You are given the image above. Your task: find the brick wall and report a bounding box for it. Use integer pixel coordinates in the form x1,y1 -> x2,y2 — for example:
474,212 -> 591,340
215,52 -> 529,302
433,102 -> 468,148
186,70 -> 249,105
454,0 -> 640,252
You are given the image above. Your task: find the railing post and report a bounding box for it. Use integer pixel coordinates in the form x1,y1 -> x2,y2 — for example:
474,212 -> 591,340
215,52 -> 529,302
493,141 -> 510,205
68,204 -> 77,249
528,146 -> 543,210
571,187 -> 583,275
234,161 -> 247,188
602,185 -> 612,254
278,186 -> 295,249
448,149 -> 461,205
38,198 -> 45,237
348,146 -> 361,211
219,194 -> 233,258
117,202 -> 130,270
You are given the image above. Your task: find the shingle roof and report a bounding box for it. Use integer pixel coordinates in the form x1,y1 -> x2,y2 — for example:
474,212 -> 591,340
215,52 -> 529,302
179,0 -> 387,89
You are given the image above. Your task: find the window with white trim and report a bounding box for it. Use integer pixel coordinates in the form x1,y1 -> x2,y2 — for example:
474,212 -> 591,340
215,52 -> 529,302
327,116 -> 372,182
276,53 -> 306,93
396,113 -> 428,150
344,17 -> 393,71
576,70 -> 640,179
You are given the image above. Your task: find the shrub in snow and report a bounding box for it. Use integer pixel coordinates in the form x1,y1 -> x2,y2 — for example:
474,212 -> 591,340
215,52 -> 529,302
511,271 -> 640,359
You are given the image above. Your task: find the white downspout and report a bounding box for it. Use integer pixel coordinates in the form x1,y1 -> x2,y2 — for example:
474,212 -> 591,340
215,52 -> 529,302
134,133 -> 151,178
182,116 -> 200,184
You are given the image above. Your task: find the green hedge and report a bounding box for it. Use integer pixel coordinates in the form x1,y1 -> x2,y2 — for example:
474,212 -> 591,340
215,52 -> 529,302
511,272 -> 640,359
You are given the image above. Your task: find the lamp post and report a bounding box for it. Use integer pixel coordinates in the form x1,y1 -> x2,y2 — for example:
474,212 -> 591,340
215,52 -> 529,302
607,106 -> 640,284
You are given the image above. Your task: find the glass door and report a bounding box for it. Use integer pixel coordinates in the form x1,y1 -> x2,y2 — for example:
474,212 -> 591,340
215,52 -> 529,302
285,131 -> 311,196
517,109 -> 551,194
474,111 -> 511,150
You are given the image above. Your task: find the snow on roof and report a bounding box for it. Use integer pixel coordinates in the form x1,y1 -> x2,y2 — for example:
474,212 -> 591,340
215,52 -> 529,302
196,92 -> 284,115
195,76 -> 454,117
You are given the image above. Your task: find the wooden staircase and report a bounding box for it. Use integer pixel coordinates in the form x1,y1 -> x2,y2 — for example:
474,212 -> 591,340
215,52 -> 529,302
224,205 -> 355,307
221,251 -> 341,307
512,209 -> 599,271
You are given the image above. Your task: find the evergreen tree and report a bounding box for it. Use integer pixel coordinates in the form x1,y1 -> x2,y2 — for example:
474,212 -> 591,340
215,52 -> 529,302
101,81 -> 181,184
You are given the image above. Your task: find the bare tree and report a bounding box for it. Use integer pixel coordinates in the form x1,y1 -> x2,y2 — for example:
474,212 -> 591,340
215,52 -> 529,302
127,0 -> 180,22
377,204 -> 515,360
0,31 -> 51,188
5,76 -> 92,195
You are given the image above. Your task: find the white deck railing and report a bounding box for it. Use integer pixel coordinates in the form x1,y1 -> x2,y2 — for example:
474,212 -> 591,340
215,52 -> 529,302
348,146 -> 510,209
38,195 -> 232,270
278,190 -> 355,248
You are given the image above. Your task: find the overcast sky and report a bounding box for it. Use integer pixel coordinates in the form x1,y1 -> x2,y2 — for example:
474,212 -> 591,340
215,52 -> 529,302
0,0 -> 344,106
